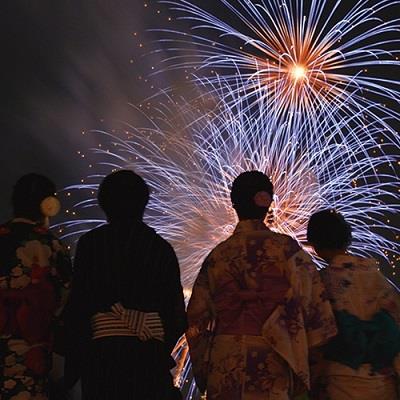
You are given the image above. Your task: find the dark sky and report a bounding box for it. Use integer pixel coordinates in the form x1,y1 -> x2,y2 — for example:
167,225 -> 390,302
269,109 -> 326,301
1,0 -> 184,220
1,1 -> 399,281
2,1 -> 398,217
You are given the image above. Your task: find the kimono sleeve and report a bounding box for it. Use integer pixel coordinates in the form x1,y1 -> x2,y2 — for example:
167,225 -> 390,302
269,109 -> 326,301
160,244 -> 187,353
376,273 -> 400,325
295,250 -> 337,348
377,273 -> 400,379
49,236 -> 73,315
261,243 -> 336,390
186,255 -> 214,393
63,235 -> 92,388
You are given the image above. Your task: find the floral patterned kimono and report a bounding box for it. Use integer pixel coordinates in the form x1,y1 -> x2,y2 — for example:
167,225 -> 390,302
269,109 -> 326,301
312,255 -> 400,400
0,220 -> 72,400
186,220 -> 337,400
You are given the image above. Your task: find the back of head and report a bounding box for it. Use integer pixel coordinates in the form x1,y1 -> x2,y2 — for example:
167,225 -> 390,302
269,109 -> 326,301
230,170 -> 274,220
307,209 -> 352,250
98,170 -> 149,222
12,173 -> 56,221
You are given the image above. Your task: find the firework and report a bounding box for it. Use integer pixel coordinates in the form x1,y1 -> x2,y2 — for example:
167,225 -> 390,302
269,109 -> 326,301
59,83 -> 399,288
57,3 -> 400,397
57,81 -> 399,399
157,0 -> 400,130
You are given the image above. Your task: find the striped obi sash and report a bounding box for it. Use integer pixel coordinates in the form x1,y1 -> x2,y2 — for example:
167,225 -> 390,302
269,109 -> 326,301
91,302 -> 164,342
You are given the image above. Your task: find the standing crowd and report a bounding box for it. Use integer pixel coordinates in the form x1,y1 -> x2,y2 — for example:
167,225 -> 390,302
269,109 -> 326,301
0,170 -> 399,400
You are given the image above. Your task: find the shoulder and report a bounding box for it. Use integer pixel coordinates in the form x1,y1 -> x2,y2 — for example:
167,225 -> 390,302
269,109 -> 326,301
213,235 -> 232,251
271,230 -> 299,246
330,254 -> 377,272
152,230 -> 177,258
267,230 -> 302,258
144,224 -> 179,261
203,235 -> 234,263
76,223 -> 109,245
267,232 -> 317,274
0,222 -> 12,236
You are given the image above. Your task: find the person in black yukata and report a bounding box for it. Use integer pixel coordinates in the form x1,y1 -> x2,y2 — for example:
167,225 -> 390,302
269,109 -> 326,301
63,170 -> 187,400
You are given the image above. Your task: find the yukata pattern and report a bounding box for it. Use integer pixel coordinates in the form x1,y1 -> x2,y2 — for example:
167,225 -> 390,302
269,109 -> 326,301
0,221 -> 72,400
312,254 -> 400,400
187,220 -> 337,400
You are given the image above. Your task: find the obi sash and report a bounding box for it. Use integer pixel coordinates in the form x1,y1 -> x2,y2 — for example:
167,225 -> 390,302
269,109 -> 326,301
91,302 -> 164,342
324,309 -> 400,371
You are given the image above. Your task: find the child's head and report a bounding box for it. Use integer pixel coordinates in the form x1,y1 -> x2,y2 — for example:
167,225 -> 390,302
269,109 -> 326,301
307,209 -> 352,262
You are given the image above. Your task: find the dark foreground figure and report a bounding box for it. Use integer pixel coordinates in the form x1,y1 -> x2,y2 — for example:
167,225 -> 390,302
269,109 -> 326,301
0,174 -> 72,400
64,170 -> 187,400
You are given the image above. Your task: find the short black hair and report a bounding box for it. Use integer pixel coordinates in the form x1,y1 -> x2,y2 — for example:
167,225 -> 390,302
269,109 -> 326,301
230,171 -> 274,220
98,170 -> 149,221
307,209 -> 352,250
12,173 -> 56,220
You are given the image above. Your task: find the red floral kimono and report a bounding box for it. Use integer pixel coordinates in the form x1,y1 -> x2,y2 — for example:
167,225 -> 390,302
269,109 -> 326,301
186,220 -> 337,400
0,220 -> 72,400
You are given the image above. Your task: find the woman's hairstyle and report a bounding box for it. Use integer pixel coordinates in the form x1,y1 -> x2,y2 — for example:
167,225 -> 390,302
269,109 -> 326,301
230,170 -> 274,219
307,209 -> 352,250
98,170 -> 149,221
12,173 -> 56,220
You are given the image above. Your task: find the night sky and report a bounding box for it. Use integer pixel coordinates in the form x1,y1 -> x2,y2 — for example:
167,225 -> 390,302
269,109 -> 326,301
1,0 -> 184,220
1,1 -> 399,280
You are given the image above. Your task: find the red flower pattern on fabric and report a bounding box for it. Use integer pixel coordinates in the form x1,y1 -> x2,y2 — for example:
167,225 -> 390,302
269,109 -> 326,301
25,347 -> 47,376
0,226 -> 11,235
33,226 -> 48,235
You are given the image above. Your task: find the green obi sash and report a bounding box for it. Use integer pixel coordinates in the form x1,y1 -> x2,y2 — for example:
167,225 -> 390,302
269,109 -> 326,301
324,309 -> 400,371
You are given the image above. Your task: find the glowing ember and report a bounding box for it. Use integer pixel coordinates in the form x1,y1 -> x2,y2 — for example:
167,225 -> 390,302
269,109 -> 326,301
291,65 -> 307,81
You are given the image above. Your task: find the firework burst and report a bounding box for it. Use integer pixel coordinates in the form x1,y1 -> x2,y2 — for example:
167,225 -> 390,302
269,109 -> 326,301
57,81 -> 399,399
57,3 -> 400,397
157,0 -> 400,128
59,83 -> 399,288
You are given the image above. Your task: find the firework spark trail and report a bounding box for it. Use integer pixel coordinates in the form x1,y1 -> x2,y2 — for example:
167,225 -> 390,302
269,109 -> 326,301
56,3 -> 400,396
155,0 -> 400,132
57,81 -> 399,399
59,84 -> 399,288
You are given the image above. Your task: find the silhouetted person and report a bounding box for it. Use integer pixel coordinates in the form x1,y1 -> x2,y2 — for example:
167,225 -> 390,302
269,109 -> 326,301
186,171 -> 337,400
64,170 -> 186,400
307,209 -> 400,400
0,173 -> 72,400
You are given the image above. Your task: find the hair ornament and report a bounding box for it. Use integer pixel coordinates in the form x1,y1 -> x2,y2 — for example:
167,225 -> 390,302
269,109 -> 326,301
40,196 -> 61,217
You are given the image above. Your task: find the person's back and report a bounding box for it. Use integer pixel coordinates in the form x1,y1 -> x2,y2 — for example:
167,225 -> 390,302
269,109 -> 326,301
321,254 -> 399,321
307,210 -> 400,400
73,220 -> 185,344
64,170 -> 186,400
0,173 -> 72,400
207,220 -> 296,337
187,171 -> 337,400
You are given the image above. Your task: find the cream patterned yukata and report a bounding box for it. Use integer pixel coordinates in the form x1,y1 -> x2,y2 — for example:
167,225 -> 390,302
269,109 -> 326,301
187,220 -> 337,400
312,254 -> 400,400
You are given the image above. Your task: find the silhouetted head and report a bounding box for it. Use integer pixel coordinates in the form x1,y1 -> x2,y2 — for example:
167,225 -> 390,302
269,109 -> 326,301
230,171 -> 274,220
98,170 -> 149,222
307,209 -> 352,262
12,173 -> 57,221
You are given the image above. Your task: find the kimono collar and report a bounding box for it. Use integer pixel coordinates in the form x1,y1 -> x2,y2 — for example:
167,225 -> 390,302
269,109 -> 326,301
330,253 -> 376,269
11,218 -> 38,225
234,219 -> 269,234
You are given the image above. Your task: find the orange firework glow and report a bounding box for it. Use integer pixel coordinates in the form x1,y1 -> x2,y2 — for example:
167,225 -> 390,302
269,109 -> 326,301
164,0 -> 400,127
